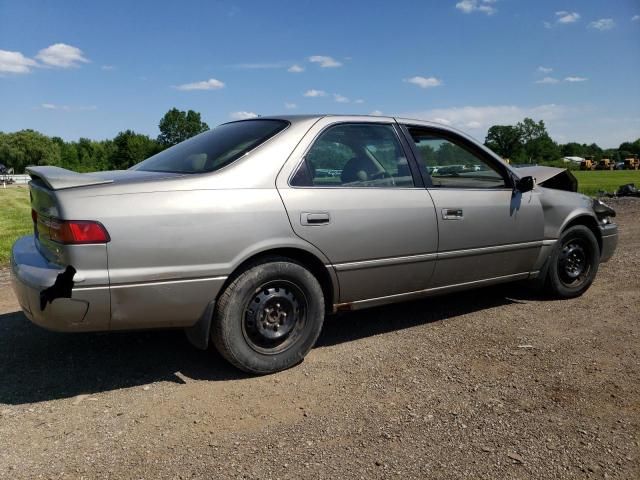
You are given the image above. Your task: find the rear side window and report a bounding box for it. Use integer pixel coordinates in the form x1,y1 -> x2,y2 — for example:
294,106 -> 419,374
290,123 -> 414,188
132,120 -> 288,173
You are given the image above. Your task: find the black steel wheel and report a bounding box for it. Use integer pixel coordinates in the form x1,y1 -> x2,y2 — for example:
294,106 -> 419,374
557,239 -> 591,288
242,281 -> 308,355
212,257 -> 325,374
546,225 -> 600,298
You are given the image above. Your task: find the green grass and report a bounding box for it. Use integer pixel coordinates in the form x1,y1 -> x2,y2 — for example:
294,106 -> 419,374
573,170 -> 640,196
0,186 -> 32,266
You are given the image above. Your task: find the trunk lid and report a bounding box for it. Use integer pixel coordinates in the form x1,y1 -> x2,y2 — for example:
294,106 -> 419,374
26,166 -> 181,190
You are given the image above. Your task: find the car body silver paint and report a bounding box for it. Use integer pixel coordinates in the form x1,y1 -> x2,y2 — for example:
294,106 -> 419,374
11,114 -> 618,333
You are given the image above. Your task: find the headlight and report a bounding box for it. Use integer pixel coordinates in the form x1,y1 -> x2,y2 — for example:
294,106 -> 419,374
592,198 -> 616,224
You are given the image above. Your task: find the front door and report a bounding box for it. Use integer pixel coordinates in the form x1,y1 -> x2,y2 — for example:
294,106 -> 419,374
278,121 -> 439,303
403,125 -> 544,287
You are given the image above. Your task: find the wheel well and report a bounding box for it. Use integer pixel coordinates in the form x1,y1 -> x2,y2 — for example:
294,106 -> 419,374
564,215 -> 602,252
223,248 -> 335,312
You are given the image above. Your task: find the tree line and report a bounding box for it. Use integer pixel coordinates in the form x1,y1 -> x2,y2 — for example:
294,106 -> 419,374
484,118 -> 640,165
0,108 -> 208,173
1,110 -> 638,173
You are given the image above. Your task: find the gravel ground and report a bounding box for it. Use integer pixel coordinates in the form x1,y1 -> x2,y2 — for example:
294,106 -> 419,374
0,198 -> 638,479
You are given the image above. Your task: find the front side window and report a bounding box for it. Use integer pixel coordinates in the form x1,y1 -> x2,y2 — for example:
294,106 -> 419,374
132,119 -> 288,173
291,123 -> 414,188
408,128 -> 507,189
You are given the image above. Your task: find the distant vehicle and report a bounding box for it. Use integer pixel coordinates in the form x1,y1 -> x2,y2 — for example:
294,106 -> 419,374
436,165 -> 465,175
624,156 -> 639,170
580,157 -> 596,171
614,161 -> 625,170
595,158 -> 614,171
1,164 -> 15,184
563,156 -> 584,164
11,115 -> 618,374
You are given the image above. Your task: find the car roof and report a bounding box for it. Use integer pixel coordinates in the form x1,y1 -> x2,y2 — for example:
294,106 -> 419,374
233,114 -> 456,130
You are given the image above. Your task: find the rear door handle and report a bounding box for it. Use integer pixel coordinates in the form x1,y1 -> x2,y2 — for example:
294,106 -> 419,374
442,208 -> 463,220
301,212 -> 331,225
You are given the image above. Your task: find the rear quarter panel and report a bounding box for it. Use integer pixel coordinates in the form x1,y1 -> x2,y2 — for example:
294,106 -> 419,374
60,188 -> 328,329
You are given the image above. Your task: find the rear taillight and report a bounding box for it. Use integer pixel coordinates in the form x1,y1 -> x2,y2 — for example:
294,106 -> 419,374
32,208 -> 110,244
49,219 -> 110,244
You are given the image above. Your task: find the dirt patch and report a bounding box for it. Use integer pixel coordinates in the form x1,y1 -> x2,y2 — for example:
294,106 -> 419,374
0,199 -> 638,479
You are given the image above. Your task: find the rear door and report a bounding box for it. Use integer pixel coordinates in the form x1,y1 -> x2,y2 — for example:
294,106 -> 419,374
401,124 -> 544,287
276,119 -> 438,304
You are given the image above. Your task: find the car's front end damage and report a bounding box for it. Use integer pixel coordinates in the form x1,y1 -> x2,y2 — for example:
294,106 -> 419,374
514,165 -> 618,263
591,198 -> 618,263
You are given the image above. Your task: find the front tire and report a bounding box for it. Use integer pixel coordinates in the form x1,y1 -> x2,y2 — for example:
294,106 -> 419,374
545,225 -> 600,298
212,258 -> 325,374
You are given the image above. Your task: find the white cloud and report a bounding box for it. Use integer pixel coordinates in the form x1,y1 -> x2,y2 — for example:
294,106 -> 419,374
288,64 -> 304,73
398,104 -> 638,148
174,78 -> 225,91
589,18 -> 615,31
537,66 -> 553,73
308,55 -> 342,68
455,0 -> 497,16
564,76 -> 588,82
354,99 -> 365,104
303,89 -> 327,97
555,11 -> 580,24
399,104 -> 566,133
0,49 -> 37,74
40,103 -> 97,111
535,76 -> 559,84
334,93 -> 349,103
405,76 -> 443,88
284,102 -> 297,109
230,111 -> 258,120
35,43 -> 89,68
101,65 -> 115,71
370,110 -> 384,116
632,15 -> 640,21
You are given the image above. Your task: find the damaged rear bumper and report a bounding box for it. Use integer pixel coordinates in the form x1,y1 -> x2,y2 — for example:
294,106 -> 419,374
10,235 -> 110,332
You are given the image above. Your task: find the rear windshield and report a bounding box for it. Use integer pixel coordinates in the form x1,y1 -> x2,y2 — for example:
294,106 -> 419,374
131,119 -> 289,173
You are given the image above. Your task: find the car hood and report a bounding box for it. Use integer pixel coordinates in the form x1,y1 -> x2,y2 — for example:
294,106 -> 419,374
514,166 -> 566,184
514,165 -> 578,192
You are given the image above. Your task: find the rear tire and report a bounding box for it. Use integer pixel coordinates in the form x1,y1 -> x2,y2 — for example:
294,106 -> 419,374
212,258 -> 325,374
545,225 -> 600,299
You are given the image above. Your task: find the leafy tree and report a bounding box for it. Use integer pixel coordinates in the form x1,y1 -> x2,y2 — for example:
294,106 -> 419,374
110,130 -> 161,169
484,125 -> 522,159
560,142 -> 584,157
619,139 -> 640,156
0,130 -> 61,172
524,135 -> 560,163
157,108 -> 209,147
516,118 -> 547,144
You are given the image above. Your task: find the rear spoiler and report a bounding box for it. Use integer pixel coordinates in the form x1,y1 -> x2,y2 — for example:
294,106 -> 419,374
26,166 -> 113,191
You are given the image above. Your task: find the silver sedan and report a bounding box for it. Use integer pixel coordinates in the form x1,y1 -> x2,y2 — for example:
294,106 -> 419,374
11,115 -> 618,373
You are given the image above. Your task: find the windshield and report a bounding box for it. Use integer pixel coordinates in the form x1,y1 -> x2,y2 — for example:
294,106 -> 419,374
131,119 -> 289,173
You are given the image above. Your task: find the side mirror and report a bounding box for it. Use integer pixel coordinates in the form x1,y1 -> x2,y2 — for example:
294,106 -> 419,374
515,175 -> 534,193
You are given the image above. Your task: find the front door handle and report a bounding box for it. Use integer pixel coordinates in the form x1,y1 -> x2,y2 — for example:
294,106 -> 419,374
301,212 -> 331,225
442,208 -> 463,220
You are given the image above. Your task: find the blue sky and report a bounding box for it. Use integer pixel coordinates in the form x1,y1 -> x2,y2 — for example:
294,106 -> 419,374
1,0 -> 638,147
